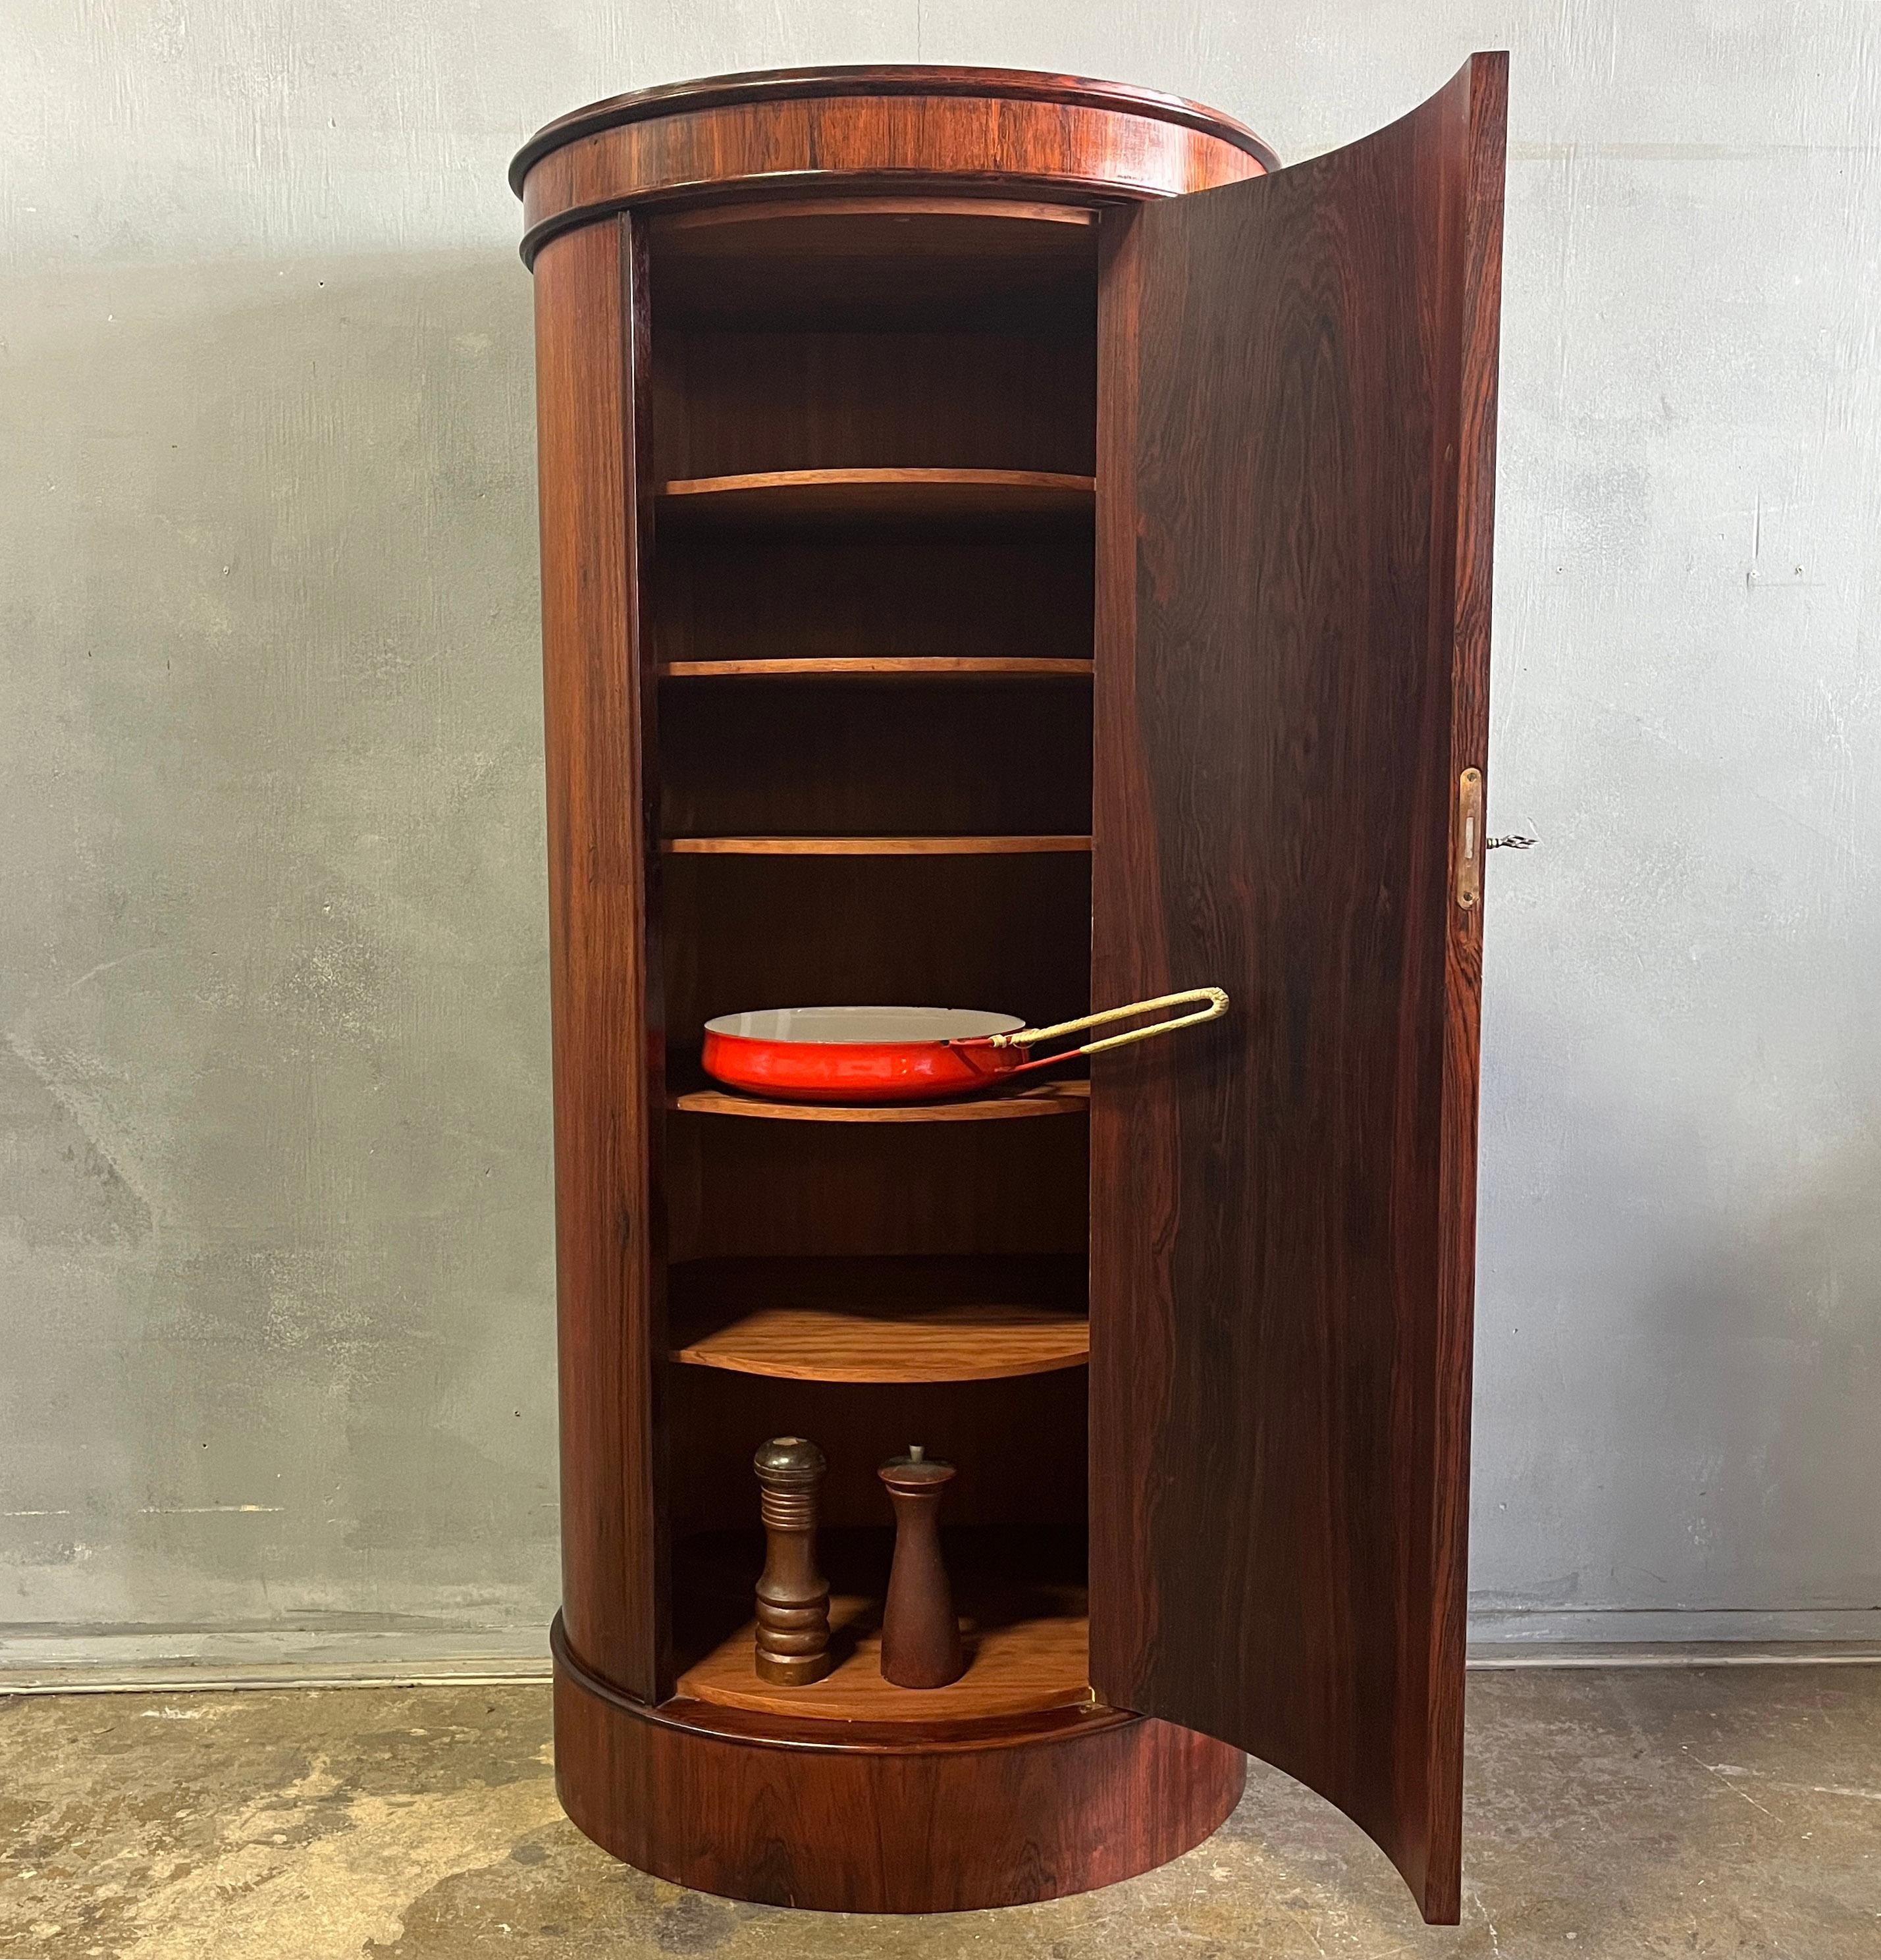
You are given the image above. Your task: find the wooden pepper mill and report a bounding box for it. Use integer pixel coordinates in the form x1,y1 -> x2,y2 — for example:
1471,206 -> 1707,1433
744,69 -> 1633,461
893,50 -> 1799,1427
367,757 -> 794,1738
877,1446 -> 965,1689
752,1436 -> 833,1686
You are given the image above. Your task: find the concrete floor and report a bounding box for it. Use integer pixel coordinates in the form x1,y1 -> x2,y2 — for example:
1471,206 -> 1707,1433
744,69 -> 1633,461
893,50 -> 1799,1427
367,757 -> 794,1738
1,1668 -> 1876,1958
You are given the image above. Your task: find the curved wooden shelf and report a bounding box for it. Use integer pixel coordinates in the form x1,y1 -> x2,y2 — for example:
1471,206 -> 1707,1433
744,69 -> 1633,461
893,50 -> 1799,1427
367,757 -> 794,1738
669,1077 -> 1089,1123
663,834 -> 1092,855
660,657 -> 1095,680
670,1255 -> 1088,1382
684,1599 -> 1089,1725
659,468 -> 1094,529
673,1527 -> 1091,1724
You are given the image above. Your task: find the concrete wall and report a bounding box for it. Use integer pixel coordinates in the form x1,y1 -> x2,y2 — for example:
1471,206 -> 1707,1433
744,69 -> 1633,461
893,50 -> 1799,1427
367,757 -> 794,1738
2,1 -> 1876,1676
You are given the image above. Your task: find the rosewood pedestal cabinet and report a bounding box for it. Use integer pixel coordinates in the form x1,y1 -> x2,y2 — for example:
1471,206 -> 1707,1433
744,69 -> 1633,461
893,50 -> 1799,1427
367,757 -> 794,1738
514,59 -> 1506,1923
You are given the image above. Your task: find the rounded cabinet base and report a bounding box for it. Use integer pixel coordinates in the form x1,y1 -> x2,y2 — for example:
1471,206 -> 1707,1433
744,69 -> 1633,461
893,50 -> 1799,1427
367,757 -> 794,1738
552,1618 -> 1245,1913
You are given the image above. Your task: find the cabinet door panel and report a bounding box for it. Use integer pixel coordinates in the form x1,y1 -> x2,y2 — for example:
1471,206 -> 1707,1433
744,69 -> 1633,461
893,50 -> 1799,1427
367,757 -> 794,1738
1088,54 -> 1504,1924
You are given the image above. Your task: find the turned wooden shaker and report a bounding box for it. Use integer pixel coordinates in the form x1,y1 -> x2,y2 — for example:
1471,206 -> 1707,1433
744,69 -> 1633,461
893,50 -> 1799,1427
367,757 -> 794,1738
752,1436 -> 833,1686
877,1446 -> 965,1688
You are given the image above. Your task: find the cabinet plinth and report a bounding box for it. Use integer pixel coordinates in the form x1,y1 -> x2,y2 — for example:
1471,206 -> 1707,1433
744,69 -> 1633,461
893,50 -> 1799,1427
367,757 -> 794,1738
552,1618 -> 1246,1914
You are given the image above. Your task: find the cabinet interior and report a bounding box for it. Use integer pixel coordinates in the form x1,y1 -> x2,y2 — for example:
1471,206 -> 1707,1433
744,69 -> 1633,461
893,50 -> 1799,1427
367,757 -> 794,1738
649,200 -> 1100,1724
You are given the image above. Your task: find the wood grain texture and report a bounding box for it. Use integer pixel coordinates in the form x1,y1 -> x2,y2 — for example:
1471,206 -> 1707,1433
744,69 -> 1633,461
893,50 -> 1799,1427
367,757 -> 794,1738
1088,55 -> 1506,1926
669,1254 -> 1088,1381
554,1614 -> 1246,1912
533,214 -> 668,1703
670,1078 -> 1089,1123
516,68 -> 1277,187
672,1302 -> 1088,1379
514,67 -> 1275,263
659,467 -> 1094,526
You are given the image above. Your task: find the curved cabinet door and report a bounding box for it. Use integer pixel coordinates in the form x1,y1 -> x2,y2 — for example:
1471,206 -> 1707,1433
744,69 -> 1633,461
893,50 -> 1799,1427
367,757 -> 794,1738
1088,54 -> 1506,1924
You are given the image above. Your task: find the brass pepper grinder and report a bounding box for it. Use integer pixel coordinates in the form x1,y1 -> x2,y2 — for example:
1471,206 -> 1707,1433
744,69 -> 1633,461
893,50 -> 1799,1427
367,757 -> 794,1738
877,1446 -> 965,1688
751,1437 -> 833,1685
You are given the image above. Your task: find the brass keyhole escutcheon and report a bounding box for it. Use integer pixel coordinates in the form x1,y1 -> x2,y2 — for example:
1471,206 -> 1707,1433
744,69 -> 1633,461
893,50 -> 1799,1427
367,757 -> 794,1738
1456,768 -> 1484,911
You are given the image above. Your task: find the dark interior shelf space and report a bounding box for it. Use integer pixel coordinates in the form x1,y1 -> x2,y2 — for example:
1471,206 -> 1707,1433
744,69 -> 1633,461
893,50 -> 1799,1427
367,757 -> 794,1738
652,322 -> 1096,483
668,1369 -> 1089,1541
658,667 -> 1092,839
649,198 -> 1100,328
654,531 -> 1093,670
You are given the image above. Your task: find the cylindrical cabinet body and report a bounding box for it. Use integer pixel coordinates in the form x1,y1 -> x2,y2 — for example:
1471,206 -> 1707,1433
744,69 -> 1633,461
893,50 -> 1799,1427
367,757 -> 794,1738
518,64 -> 1265,1913
521,51 -> 1510,1924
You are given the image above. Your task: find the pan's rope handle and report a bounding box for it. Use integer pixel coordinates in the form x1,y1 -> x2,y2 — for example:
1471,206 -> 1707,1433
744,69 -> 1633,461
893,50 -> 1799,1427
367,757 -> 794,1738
990,987 -> 1229,1060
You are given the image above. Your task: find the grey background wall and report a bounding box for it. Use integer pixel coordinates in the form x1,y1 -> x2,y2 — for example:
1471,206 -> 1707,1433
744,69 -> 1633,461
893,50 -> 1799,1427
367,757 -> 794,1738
2,1 -> 1876,1676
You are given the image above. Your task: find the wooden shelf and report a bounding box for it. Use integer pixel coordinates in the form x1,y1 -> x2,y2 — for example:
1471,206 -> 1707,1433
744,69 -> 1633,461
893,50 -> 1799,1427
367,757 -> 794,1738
669,1076 -> 1089,1124
675,1527 -> 1090,1725
659,658 -> 1094,681
659,468 -> 1095,529
663,834 -> 1092,856
670,1256 -> 1088,1383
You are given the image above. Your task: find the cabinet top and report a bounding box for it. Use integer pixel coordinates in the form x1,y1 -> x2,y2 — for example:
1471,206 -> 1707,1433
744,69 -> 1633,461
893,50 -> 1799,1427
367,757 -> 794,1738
512,65 -> 1277,265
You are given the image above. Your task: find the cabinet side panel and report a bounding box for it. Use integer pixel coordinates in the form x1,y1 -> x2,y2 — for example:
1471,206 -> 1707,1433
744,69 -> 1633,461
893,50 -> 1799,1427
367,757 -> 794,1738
534,215 -> 667,1700
1088,55 -> 1505,1925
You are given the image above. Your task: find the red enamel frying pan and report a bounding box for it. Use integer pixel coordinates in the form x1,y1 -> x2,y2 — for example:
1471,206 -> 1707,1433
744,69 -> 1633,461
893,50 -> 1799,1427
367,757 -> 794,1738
700,988 -> 1229,1104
